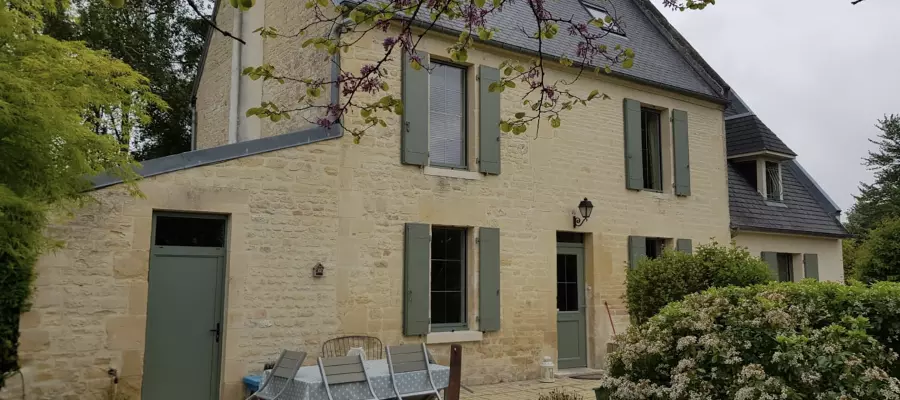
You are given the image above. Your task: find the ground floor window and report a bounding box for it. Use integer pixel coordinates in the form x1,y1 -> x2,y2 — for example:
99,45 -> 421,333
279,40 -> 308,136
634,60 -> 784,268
777,253 -> 793,282
430,226 -> 467,330
645,237 -> 668,259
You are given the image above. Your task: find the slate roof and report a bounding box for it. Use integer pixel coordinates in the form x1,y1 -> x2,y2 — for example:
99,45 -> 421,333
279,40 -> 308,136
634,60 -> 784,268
404,0 -> 726,100
725,115 -> 796,157
728,160 -> 849,237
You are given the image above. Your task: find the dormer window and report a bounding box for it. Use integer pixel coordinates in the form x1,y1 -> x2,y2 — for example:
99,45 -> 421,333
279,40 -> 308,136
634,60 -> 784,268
583,5 -> 625,35
732,158 -> 785,203
765,161 -> 783,202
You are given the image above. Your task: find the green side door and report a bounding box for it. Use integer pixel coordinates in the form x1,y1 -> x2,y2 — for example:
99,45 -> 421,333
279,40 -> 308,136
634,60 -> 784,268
143,215 -> 226,400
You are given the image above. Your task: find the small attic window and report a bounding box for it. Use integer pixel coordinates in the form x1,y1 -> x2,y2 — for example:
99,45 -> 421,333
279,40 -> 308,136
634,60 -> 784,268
765,161 -> 783,202
583,5 -> 625,35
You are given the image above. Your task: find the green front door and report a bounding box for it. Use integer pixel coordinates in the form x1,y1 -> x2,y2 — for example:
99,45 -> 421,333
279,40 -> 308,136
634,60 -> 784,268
556,245 -> 587,369
142,214 -> 226,400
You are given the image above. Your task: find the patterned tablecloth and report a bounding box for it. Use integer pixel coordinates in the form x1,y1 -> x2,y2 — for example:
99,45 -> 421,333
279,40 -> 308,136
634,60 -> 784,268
258,359 -> 449,400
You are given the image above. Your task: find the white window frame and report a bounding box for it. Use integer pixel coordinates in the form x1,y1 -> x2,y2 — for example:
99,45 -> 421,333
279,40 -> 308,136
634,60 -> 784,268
759,160 -> 783,202
582,4 -> 625,35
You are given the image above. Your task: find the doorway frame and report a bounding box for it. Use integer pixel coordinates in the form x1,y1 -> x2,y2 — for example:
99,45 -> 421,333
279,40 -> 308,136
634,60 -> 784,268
145,211 -> 228,399
556,240 -> 588,369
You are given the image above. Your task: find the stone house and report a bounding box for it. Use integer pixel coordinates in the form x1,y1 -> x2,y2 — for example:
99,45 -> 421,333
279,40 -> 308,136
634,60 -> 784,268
2,0 -> 847,399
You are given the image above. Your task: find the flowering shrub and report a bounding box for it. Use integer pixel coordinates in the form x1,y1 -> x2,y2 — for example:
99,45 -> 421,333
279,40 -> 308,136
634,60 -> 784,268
626,242 -> 771,324
598,281 -> 900,399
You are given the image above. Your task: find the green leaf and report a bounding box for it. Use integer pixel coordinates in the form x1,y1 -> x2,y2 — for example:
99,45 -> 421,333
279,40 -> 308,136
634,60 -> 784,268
512,124 -> 527,134
504,80 -> 516,88
514,112 -> 525,119
500,121 -> 511,133
361,109 -> 372,118
622,58 -> 634,69
588,89 -> 599,101
475,0 -> 486,7
550,117 -> 561,128
504,67 -> 513,76
380,82 -> 389,91
317,0 -> 328,6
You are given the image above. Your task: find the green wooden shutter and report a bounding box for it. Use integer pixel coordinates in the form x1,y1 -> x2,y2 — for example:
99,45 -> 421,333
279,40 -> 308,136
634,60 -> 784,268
401,51 -> 429,166
628,236 -> 646,269
672,109 -> 691,196
479,66 -> 501,175
623,99 -> 643,190
761,252 -> 779,280
478,227 -> 501,332
403,223 -> 430,336
676,238 -> 692,254
804,253 -> 819,281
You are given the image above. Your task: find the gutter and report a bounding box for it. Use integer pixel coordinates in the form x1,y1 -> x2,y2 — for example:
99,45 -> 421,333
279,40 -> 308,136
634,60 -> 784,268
228,9 -> 243,144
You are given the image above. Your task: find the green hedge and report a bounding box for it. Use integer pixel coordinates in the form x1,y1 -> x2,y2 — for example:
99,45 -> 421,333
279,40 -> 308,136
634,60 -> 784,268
625,242 -> 771,324
0,190 -> 45,388
856,218 -> 900,283
598,281 -> 900,399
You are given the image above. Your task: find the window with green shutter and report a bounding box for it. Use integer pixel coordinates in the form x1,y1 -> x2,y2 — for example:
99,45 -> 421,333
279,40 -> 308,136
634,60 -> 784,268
430,226 -> 468,331
628,236 -> 646,269
478,66 -> 501,174
401,52 -> 429,166
676,238 -> 692,254
804,253 -> 819,280
404,223 -> 430,336
479,227 -> 501,332
623,99 -> 643,190
672,109 -> 691,196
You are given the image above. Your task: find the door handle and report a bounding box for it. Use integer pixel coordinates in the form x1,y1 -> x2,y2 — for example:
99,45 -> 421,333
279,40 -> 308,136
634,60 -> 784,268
210,322 -> 221,343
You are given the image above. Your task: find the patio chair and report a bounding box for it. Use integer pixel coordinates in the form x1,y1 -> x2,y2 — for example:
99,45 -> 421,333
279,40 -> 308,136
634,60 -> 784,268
385,343 -> 443,400
245,350 -> 307,400
317,354 -> 378,400
322,335 -> 384,360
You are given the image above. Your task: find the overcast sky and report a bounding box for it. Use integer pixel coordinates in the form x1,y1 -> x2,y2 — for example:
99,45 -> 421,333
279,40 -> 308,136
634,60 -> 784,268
657,0 -> 900,213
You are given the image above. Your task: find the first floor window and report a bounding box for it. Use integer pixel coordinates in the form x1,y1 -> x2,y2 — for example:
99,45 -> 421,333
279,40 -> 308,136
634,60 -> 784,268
777,253 -> 793,282
641,108 -> 663,191
429,62 -> 467,168
431,226 -> 466,329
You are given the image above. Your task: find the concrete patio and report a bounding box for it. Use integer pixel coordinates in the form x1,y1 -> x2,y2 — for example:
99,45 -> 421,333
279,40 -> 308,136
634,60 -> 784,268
459,377 -> 600,400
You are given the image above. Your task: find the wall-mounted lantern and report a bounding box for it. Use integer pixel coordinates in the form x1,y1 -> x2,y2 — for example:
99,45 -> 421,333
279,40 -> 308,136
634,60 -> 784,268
312,263 -> 325,278
573,197 -> 594,229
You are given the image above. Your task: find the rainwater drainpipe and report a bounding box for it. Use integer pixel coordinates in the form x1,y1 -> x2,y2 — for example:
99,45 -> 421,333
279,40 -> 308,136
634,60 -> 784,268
228,8 -> 243,144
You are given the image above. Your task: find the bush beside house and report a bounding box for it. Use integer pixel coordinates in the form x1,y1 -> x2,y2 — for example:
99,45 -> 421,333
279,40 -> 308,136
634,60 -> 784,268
625,243 -> 771,324
855,218 -> 900,284
598,281 -> 900,399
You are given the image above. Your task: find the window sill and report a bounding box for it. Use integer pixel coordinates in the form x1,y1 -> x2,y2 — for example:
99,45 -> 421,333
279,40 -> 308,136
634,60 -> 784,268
424,166 -> 482,180
765,201 -> 788,208
426,330 -> 483,344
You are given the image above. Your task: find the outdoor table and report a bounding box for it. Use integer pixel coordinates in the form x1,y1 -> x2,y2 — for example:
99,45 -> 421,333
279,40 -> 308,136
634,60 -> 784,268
256,359 -> 450,400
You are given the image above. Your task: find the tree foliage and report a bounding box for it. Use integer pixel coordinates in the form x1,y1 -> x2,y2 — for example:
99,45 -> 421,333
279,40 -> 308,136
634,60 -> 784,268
0,0 -> 156,387
626,242 -> 771,324
599,281 -> 900,399
846,115 -> 900,237
854,218 -> 900,284
45,0 -> 209,161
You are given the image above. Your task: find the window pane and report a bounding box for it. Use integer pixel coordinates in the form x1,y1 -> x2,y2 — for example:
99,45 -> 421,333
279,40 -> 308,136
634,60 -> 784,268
444,292 -> 462,324
154,216 -> 226,247
431,293 -> 447,324
777,253 -> 793,282
429,63 -> 466,167
565,283 -> 579,311
431,260 -> 448,291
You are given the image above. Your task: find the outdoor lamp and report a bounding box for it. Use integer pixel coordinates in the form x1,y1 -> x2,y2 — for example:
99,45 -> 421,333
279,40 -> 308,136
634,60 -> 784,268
573,197 -> 594,228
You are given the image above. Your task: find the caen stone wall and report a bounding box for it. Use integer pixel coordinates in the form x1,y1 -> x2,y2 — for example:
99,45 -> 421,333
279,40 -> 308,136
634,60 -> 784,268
732,231 -> 844,282
4,11 -> 731,400
194,3 -> 233,150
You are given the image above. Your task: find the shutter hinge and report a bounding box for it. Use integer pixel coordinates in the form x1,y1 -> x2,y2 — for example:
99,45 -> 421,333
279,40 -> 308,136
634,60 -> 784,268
476,74 -> 480,81
476,236 -> 480,244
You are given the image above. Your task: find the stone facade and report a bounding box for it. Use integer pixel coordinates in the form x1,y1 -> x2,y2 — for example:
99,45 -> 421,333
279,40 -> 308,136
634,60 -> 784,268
194,3 -> 233,150
732,231 -> 844,282
4,5 -> 736,400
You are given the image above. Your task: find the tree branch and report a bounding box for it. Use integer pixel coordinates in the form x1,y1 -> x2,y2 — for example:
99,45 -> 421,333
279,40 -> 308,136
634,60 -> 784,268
185,0 -> 246,45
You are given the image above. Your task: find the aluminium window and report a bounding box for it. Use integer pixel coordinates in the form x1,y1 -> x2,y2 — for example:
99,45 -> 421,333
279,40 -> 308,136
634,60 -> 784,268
583,5 -> 625,35
765,161 -> 783,202
429,62 -> 467,169
430,226 -> 467,331
641,108 -> 663,191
